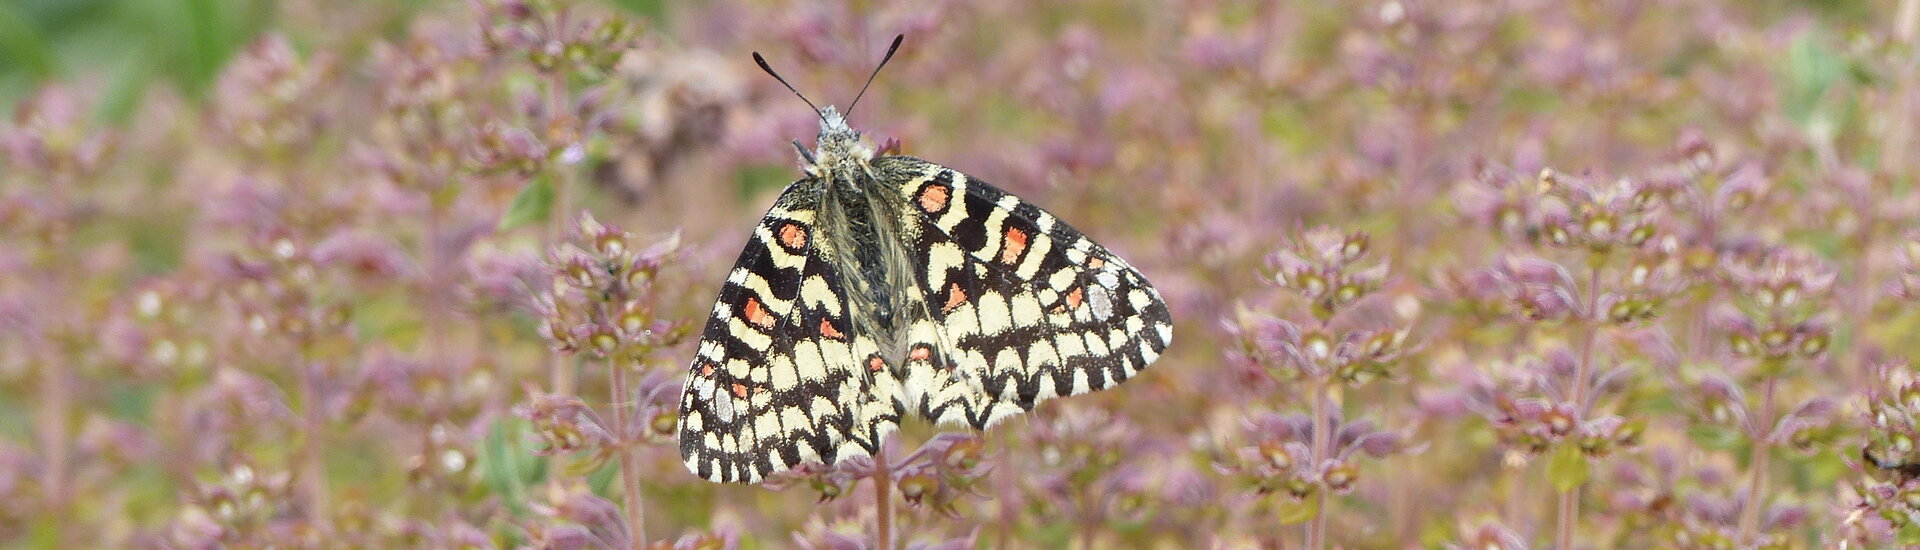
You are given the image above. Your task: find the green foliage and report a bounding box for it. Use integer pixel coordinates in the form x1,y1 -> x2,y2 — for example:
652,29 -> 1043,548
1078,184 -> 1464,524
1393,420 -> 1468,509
1546,444 -> 1591,493
1779,33 -> 1845,135
482,417 -> 549,517
1274,496 -> 1322,525
0,4 -> 57,79
0,0 -> 273,118
736,163 -> 795,201
500,174 -> 557,231
605,0 -> 666,20
1687,424 -> 1747,452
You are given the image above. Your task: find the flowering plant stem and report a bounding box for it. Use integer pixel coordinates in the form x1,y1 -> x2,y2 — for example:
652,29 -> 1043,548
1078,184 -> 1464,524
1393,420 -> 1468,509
544,7 -> 578,397
1554,489 -> 1577,550
1735,374 -> 1779,544
1556,262 -> 1604,549
298,339 -> 330,525
32,215 -> 75,536
875,445 -> 894,550
608,356 -> 647,548
36,345 -> 71,523
1305,376 -> 1332,550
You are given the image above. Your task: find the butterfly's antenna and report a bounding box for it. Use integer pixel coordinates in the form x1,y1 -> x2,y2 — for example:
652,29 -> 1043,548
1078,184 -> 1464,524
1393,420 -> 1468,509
845,34 -> 904,119
753,51 -> 828,124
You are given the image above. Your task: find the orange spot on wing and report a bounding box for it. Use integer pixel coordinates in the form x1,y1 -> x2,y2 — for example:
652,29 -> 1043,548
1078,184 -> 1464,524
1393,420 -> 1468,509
1000,228 -> 1028,264
730,383 -> 748,398
818,318 -> 844,339
919,184 -> 950,213
909,346 -> 932,361
1066,287 -> 1084,310
868,357 -> 887,372
943,283 -> 968,312
779,223 -> 807,250
700,365 -> 714,377
744,297 -> 775,328
1089,257 -> 1106,269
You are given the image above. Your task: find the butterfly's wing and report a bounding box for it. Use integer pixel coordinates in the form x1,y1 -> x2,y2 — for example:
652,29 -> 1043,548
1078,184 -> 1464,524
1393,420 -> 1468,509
874,156 -> 1173,429
679,179 -> 902,483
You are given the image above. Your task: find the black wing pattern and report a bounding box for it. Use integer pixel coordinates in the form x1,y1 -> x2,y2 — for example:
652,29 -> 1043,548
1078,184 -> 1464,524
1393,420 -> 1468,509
678,180 -> 903,483
874,156 -> 1174,430
680,159 -> 1173,483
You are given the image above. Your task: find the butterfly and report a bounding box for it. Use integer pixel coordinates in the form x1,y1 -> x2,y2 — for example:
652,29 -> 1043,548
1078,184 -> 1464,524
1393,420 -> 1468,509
678,35 -> 1173,483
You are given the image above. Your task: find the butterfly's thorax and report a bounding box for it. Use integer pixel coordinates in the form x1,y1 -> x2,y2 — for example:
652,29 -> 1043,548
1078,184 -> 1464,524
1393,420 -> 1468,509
807,107 -> 922,358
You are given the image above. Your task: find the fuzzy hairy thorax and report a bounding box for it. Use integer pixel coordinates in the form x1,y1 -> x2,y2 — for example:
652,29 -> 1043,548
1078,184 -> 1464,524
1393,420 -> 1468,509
802,106 -> 922,364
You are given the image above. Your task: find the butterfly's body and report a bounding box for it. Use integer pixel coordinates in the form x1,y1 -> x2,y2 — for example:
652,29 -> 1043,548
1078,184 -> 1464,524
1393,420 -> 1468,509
805,107 -> 921,354
680,44 -> 1172,483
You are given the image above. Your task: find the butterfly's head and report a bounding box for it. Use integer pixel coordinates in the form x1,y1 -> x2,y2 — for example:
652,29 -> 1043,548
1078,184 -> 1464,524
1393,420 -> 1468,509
756,35 -> 903,179
803,106 -> 873,177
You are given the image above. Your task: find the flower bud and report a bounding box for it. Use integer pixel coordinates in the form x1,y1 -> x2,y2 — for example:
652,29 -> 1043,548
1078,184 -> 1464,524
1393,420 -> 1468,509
811,477 -> 844,502
1260,441 -> 1293,471
1340,233 -> 1369,261
1284,474 -> 1317,498
898,473 -> 939,505
1543,408 -> 1575,436
588,325 -> 619,353
649,411 -> 678,438
1799,331 -> 1828,358
1322,462 -> 1359,492
943,437 -> 984,470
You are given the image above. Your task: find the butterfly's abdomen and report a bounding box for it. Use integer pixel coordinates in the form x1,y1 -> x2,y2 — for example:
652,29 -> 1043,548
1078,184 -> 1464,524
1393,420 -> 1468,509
816,171 -> 921,354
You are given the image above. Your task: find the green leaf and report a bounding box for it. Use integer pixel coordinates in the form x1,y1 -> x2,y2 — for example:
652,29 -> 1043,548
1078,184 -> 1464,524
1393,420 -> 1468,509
1547,444 -> 1591,493
1686,424 -> 1744,452
735,163 -> 793,202
499,175 -> 556,231
1274,496 -> 1321,525
0,3 -> 58,79
27,516 -> 60,549
1028,523 -> 1075,547
607,0 -> 668,20
482,418 -> 532,516
99,53 -> 156,125
565,447 -> 613,478
1900,522 -> 1920,545
1779,33 -> 1844,130
587,457 -> 618,496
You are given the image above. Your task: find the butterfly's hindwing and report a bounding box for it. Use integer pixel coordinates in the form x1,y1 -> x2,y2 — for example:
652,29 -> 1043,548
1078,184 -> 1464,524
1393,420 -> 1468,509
679,180 -> 902,483
877,156 -> 1174,430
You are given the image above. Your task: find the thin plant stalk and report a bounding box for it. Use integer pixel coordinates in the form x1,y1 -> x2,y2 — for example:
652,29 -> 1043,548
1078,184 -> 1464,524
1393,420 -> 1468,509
1899,0 -> 1920,43
425,204 -> 451,374
298,347 -> 330,524
1504,456 -> 1530,529
1554,489 -> 1577,550
1556,262 -> 1605,549
32,178 -> 75,541
1305,378 -> 1331,550
608,356 -> 648,548
1735,374 -> 1780,544
874,445 -> 893,550
543,6 -> 578,396
36,344 -> 71,530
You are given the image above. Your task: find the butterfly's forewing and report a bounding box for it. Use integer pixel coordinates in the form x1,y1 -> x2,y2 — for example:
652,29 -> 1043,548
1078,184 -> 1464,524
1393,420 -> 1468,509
679,179 -> 902,483
875,156 -> 1174,429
